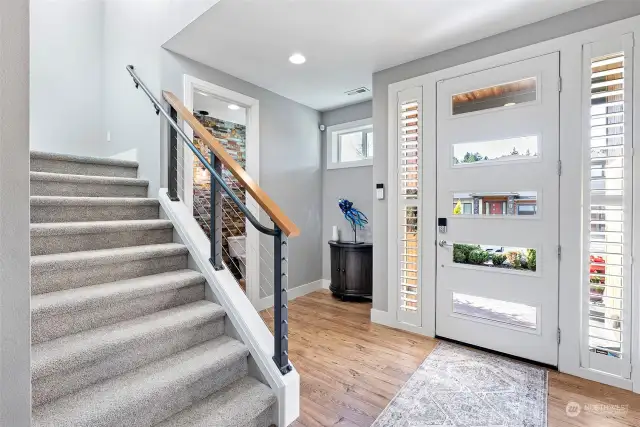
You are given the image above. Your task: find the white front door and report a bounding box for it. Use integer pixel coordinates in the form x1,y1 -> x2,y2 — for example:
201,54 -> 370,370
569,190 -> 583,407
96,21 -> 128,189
435,53 -> 560,365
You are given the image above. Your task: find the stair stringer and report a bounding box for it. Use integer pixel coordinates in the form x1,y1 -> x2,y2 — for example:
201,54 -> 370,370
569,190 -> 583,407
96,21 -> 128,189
158,189 -> 300,427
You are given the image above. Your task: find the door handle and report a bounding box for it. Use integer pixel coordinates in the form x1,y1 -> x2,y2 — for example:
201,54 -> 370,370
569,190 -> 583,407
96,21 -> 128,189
438,240 -> 453,248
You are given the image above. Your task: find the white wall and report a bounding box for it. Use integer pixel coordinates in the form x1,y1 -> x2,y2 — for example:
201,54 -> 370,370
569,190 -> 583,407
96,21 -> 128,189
30,0 -> 104,156
321,101 -> 373,281
102,0 -> 219,194
0,0 -> 31,424
194,93 -> 246,125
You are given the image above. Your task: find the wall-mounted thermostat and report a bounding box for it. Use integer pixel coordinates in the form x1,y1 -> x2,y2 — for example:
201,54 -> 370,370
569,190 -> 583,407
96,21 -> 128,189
376,183 -> 384,200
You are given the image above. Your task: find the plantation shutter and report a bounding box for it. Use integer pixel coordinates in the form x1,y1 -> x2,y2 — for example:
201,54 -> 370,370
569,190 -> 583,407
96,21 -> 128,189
397,87 -> 422,326
581,35 -> 633,378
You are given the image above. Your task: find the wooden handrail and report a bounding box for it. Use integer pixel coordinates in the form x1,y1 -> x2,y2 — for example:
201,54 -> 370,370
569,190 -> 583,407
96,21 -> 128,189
163,91 -> 300,238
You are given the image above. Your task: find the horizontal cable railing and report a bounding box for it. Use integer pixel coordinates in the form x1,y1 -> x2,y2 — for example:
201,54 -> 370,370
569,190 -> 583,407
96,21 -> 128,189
126,65 -> 295,375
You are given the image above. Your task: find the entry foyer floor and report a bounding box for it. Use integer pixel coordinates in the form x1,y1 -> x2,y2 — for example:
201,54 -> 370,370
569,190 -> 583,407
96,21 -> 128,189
261,290 -> 640,427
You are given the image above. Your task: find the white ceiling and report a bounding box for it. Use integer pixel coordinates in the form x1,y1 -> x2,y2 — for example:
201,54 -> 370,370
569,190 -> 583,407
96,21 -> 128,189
165,0 -> 600,112
194,92 -> 247,125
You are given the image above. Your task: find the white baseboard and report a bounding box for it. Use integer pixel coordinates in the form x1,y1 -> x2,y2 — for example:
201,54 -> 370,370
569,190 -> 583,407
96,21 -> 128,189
321,279 -> 330,289
254,279 -> 325,311
254,295 -> 274,312
371,308 -> 395,326
289,279 -> 325,299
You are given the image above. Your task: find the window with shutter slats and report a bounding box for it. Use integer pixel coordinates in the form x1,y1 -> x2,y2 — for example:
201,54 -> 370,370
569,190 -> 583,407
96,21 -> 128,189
400,101 -> 419,200
583,42 -> 632,378
397,93 -> 422,325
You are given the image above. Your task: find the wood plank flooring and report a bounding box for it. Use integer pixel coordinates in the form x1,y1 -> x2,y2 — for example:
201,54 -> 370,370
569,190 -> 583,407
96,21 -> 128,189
261,289 -> 640,426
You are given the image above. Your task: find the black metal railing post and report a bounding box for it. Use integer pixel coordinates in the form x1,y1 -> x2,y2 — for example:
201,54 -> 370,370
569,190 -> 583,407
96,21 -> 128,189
273,226 -> 292,375
167,106 -> 179,201
209,151 -> 223,270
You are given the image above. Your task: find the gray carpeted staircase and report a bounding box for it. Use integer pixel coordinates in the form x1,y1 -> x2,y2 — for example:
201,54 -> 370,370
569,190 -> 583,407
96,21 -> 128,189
30,151 -> 276,427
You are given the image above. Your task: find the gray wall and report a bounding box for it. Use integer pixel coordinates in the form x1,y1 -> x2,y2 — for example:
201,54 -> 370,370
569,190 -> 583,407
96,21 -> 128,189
30,0 -> 104,156
0,0 -> 31,424
161,50 -> 323,292
372,0 -> 640,311
321,101 -> 373,281
102,0 -> 217,194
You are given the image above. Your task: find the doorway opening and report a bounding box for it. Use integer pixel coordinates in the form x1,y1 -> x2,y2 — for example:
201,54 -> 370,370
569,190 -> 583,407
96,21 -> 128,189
182,75 -> 262,307
193,94 -> 248,288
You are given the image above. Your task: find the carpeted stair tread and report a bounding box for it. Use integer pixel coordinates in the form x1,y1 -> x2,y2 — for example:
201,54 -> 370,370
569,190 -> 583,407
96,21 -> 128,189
31,243 -> 188,269
30,151 -> 139,168
30,196 -> 161,223
30,151 -> 139,178
155,376 -> 276,427
31,219 -> 173,236
30,171 -> 149,186
31,195 -> 159,207
32,337 -> 249,427
30,171 -> 149,197
31,219 -> 175,255
32,300 -> 225,379
32,269 -> 206,319
29,151 -> 276,426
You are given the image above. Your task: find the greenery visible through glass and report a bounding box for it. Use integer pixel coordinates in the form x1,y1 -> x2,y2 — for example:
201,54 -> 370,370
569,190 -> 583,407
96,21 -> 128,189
453,243 -> 536,272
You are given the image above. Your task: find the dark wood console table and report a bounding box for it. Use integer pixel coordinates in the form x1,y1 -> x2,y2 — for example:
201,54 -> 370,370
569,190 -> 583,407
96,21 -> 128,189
329,241 -> 373,299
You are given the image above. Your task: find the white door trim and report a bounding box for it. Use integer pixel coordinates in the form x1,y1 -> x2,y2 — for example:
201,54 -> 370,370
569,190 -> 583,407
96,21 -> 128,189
182,74 -> 262,308
384,15 -> 640,391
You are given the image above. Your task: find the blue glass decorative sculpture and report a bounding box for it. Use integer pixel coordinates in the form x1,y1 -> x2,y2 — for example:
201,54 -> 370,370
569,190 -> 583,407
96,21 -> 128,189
338,198 -> 368,243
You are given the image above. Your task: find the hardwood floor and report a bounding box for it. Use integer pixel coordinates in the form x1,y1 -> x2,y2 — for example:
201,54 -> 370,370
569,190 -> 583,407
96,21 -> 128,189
261,289 -> 640,426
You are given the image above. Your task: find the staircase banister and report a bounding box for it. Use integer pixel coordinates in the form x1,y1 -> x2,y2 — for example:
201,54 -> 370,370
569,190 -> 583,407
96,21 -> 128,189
162,90 -> 300,238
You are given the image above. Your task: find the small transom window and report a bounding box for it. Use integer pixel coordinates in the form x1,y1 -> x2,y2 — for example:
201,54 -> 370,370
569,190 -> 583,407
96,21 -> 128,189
327,118 -> 373,169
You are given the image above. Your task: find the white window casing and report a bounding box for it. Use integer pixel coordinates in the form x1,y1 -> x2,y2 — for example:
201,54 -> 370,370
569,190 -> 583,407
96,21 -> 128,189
326,118 -> 373,170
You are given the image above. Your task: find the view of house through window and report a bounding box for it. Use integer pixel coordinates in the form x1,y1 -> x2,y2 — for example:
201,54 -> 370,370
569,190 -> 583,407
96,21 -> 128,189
452,191 -> 537,216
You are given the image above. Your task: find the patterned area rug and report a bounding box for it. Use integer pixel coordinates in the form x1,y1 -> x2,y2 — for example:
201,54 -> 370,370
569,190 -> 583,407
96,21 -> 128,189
372,342 -> 548,427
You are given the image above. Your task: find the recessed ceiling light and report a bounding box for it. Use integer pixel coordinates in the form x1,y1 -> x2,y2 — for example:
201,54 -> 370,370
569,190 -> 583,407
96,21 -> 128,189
228,104 -> 240,110
289,53 -> 306,65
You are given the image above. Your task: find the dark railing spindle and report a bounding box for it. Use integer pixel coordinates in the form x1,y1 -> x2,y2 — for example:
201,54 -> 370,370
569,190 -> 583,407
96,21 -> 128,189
273,226 -> 292,374
210,152 -> 223,270
167,106 -> 179,201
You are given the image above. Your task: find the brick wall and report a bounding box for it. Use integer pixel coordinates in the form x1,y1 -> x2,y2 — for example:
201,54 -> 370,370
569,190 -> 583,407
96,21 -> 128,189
192,113 -> 247,279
